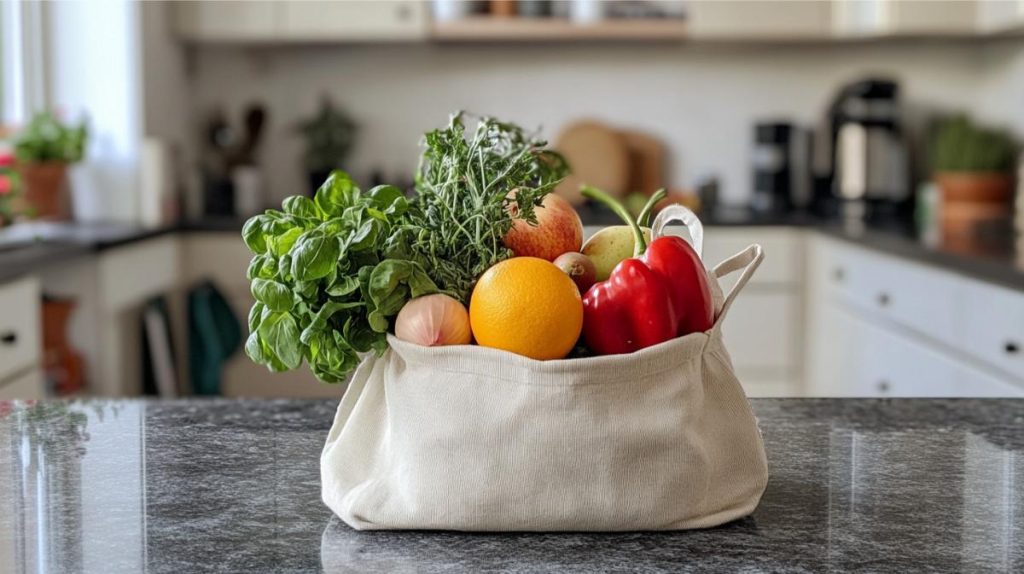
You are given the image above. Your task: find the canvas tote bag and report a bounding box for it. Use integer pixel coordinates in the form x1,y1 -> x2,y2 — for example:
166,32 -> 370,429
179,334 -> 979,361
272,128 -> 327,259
321,244 -> 768,532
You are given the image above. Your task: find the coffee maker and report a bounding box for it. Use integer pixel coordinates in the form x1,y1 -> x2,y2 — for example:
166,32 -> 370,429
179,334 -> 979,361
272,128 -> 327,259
813,78 -> 910,220
751,122 -> 811,213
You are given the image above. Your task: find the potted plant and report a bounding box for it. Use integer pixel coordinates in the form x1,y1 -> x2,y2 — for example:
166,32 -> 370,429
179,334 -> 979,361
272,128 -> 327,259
296,97 -> 357,195
13,111 -> 88,220
0,151 -> 18,226
930,115 -> 1019,236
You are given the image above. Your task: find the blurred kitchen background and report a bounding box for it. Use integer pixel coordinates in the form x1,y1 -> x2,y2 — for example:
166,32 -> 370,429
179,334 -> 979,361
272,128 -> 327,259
1,0 -> 1023,400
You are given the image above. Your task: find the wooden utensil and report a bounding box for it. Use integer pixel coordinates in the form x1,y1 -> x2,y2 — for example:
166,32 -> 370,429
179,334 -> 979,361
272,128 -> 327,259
554,120 -> 630,205
620,129 -> 665,195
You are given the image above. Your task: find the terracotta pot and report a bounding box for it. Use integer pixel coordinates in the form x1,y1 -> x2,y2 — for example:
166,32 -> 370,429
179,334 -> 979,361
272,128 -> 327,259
934,171 -> 1014,204
17,161 -> 69,219
42,297 -> 86,396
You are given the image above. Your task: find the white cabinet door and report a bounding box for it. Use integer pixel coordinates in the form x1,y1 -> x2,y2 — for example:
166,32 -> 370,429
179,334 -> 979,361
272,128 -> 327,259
281,0 -> 427,41
0,277 -> 41,381
175,1 -> 281,41
0,368 -> 45,400
961,279 -> 1024,381
688,0 -> 832,39
807,300 -> 871,396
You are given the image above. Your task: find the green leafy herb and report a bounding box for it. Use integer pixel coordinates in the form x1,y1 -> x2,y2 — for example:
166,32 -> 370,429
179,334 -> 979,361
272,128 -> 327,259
241,171 -> 439,383
402,112 -> 569,301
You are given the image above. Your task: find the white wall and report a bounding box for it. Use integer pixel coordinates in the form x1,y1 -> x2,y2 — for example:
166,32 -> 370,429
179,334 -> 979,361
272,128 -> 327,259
186,40 -> 1016,206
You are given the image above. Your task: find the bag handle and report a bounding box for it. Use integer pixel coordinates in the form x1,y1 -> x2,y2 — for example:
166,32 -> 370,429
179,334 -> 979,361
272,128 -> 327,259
651,204 -> 703,258
712,244 -> 764,321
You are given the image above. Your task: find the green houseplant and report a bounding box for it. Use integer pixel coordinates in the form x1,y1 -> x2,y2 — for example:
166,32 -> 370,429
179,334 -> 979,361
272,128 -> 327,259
929,115 -> 1019,236
296,97 -> 357,195
13,111 -> 88,219
930,115 -> 1018,200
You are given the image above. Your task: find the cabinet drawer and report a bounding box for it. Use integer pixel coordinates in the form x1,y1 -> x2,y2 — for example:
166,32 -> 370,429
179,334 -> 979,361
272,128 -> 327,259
961,280 -> 1024,380
702,228 -> 803,286
861,317 -> 959,397
0,368 -> 45,400
719,291 -> 799,373
815,237 -> 959,346
0,277 -> 41,381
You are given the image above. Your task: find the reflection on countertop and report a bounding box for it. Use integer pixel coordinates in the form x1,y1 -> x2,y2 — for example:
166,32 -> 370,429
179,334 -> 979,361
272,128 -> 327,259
1,398 -> 1022,573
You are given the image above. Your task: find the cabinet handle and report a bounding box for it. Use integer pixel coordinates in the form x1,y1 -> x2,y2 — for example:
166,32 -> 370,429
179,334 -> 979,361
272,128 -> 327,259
0,331 -> 16,345
877,292 -> 890,307
832,267 -> 845,282
1006,341 -> 1020,355
876,380 -> 891,394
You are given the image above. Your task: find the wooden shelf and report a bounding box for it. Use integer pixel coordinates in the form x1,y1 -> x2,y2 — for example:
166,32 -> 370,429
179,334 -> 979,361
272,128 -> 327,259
430,17 -> 688,42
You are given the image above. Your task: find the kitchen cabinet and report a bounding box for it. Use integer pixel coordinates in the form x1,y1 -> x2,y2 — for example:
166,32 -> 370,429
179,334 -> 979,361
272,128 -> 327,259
174,0 -> 279,41
37,237 -> 184,397
175,0 -> 428,42
687,1 -> 833,40
181,233 -> 343,398
807,235 -> 1024,397
0,276 -> 44,399
281,1 -> 427,41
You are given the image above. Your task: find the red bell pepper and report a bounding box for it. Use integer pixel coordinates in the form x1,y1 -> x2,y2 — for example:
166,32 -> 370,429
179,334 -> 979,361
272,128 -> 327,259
580,186 -> 714,356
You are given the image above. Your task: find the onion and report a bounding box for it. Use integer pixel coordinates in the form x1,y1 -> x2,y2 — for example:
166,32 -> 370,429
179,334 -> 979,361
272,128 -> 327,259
394,294 -> 472,347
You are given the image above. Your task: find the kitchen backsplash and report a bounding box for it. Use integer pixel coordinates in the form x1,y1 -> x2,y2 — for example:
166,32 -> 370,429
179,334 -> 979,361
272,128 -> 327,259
184,40 -> 1024,206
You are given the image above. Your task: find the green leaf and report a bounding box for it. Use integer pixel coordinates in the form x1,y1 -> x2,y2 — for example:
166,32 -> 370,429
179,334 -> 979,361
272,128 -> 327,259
244,331 -> 265,363
283,195 -> 321,219
368,185 -> 408,216
299,301 -> 364,345
247,254 -> 277,280
251,278 -> 293,312
242,216 -> 268,253
291,231 -> 340,282
349,219 -> 382,252
273,227 -> 303,256
326,275 -> 360,297
258,312 -> 303,370
365,260 -> 439,333
248,302 -> 266,332
314,170 -> 360,216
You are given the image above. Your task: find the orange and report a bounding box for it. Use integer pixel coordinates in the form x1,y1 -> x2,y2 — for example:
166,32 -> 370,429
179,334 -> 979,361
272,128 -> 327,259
469,257 -> 583,360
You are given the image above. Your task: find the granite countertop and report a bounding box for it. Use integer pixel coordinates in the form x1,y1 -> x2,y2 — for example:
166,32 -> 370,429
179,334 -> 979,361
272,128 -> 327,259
1,398 -> 1022,573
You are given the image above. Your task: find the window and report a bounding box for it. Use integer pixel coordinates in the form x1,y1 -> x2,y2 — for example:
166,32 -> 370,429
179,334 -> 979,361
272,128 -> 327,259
1,0 -> 47,125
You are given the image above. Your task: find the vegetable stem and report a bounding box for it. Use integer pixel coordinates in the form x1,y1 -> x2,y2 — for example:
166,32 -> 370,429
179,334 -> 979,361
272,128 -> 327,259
637,189 -> 667,228
580,185 -> 647,257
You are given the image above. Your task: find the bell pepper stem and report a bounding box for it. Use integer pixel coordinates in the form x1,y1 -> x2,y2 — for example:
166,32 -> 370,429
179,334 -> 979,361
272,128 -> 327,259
581,185 -> 647,257
637,189 -> 667,228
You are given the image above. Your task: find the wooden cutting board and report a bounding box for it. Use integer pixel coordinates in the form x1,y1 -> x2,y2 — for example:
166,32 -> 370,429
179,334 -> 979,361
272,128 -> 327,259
620,129 -> 665,196
554,120 -> 630,205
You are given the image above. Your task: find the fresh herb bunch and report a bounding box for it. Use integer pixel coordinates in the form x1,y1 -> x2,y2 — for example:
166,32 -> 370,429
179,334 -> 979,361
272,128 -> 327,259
14,111 -> 88,164
401,113 -> 569,302
242,172 -> 439,383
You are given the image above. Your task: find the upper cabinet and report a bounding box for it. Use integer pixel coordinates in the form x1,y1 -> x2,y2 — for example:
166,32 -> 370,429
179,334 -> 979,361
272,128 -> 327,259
174,0 -> 428,42
173,0 -> 1023,43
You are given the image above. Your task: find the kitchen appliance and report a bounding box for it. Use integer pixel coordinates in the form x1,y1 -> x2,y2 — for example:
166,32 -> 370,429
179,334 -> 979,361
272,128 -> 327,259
813,78 -> 910,220
751,121 -> 811,213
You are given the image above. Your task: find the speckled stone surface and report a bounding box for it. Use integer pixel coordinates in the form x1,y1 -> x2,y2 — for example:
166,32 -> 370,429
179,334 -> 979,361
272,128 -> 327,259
1,399 -> 1023,573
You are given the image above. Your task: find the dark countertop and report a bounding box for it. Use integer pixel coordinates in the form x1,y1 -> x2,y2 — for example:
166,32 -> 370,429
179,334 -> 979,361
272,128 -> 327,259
1,398 -> 1022,573
2,211 -> 1023,292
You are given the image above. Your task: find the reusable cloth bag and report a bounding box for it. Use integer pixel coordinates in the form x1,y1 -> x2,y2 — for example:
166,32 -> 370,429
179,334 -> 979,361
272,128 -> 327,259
322,244 -> 768,532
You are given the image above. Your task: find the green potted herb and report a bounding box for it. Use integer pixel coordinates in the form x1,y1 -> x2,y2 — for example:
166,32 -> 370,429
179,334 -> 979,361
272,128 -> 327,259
13,111 -> 88,219
296,97 -> 357,195
931,115 -> 1018,204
